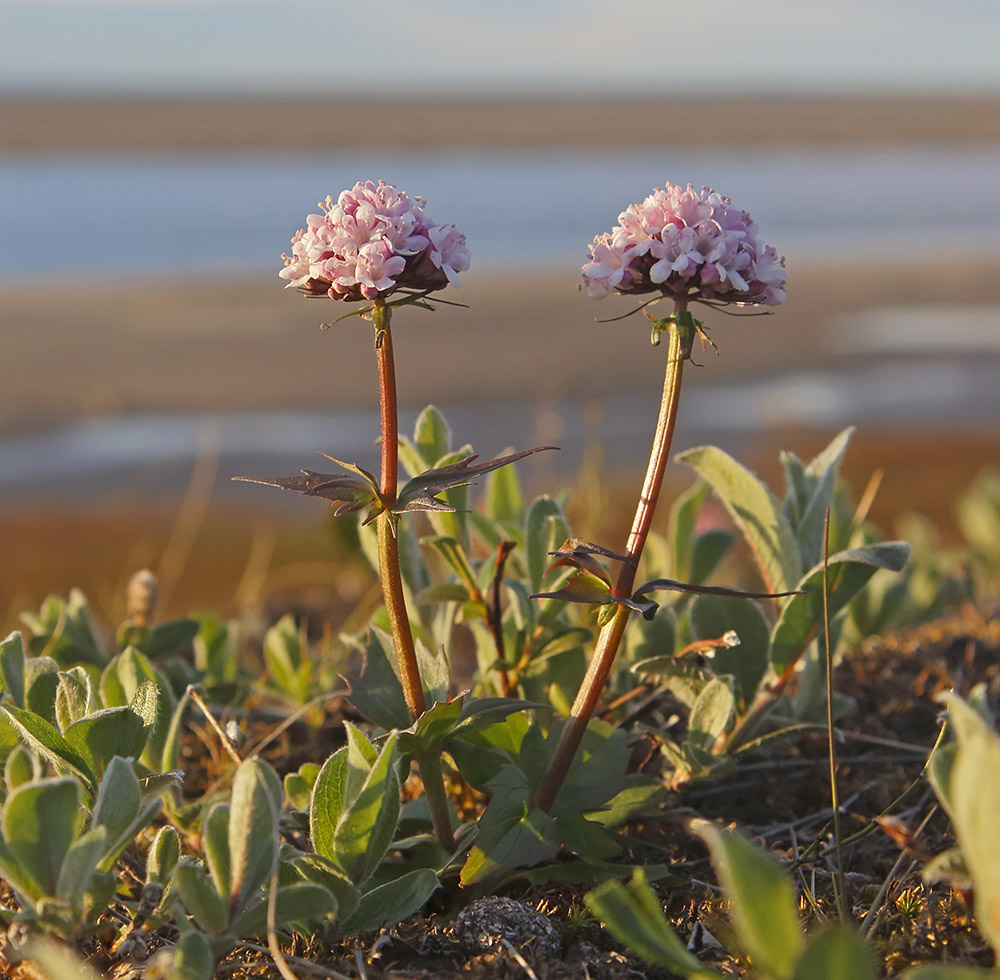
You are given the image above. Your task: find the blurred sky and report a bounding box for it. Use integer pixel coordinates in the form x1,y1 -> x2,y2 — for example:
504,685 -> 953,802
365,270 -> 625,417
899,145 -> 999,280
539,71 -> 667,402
2,0 -> 999,95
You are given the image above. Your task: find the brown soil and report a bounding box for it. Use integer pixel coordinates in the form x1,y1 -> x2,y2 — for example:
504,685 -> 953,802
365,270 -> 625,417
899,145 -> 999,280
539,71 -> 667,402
4,94 -> 1000,154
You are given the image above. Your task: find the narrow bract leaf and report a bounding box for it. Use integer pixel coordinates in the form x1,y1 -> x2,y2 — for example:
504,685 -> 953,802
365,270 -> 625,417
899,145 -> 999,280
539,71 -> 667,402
397,447 -> 556,515
677,446 -> 801,594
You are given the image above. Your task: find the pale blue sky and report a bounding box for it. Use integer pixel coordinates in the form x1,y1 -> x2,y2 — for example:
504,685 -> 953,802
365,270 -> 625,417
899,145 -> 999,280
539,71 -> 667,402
2,0 -> 999,94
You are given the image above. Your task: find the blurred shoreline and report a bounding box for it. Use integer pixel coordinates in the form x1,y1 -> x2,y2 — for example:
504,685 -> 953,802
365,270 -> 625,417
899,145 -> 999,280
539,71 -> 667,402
4,93 -> 1000,152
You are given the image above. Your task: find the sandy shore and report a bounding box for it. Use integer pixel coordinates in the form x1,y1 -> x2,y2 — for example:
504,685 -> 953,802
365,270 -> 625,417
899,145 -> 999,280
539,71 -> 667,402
2,258 -> 998,435
3,93 -> 1000,153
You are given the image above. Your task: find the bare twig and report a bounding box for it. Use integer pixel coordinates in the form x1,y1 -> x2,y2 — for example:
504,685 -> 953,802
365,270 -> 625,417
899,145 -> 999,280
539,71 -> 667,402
186,685 -> 242,764
500,939 -> 541,980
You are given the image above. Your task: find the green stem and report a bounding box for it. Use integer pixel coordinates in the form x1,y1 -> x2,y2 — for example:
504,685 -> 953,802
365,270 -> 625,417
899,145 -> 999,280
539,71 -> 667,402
536,309 -> 689,812
372,301 -> 456,852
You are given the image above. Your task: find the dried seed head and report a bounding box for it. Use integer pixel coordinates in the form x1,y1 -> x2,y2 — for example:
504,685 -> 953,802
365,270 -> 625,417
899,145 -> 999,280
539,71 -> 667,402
126,569 -> 159,626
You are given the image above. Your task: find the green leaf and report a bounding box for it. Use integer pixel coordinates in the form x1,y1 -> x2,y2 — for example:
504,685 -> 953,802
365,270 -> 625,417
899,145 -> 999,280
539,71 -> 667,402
693,820 -> 804,980
175,857 -> 227,936
397,697 -> 466,755
791,925 -> 876,980
460,766 -> 559,885
284,762 -> 321,812
310,730 -> 401,885
55,667 -> 93,732
203,803 -> 231,900
56,825 -> 107,907
22,589 -> 106,668
585,777 -> 668,828
677,445 -> 801,594
63,706 -> 145,781
229,757 -> 281,909
263,614 -> 311,705
91,756 -> 141,849
167,930 -> 215,980
667,480 -> 708,582
0,631 -> 26,708
585,867 -> 723,978
939,692 -> 1000,955
20,937 -> 106,980
343,868 -> 439,934
118,618 -> 200,661
101,648 -> 175,769
791,427 -> 854,568
903,967 -> 1000,980
5,745 -> 38,792
344,628 -> 411,731
688,677 -> 735,750
690,594 -> 770,705
231,881 -> 337,936
289,852 -> 359,922
24,657 -> 61,727
413,404 -> 452,468
690,529 -> 737,587
1,703 -> 94,787
550,720 -> 630,816
526,496 -> 570,593
769,542 -> 911,675
486,445 -> 524,524
422,536 -> 481,599
2,776 -> 81,899
147,826 -> 181,886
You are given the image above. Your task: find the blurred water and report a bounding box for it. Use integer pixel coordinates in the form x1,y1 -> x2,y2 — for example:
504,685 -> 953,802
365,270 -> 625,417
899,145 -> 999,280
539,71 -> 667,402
4,143 -> 1000,278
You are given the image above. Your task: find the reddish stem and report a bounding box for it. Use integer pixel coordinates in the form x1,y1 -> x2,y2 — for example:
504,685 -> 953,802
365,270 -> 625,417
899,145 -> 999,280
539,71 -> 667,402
371,301 -> 455,851
535,309 -> 689,812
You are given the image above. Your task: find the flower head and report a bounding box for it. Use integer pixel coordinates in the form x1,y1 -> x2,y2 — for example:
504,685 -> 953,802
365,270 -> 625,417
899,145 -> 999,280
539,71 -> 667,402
280,180 -> 470,302
581,182 -> 786,307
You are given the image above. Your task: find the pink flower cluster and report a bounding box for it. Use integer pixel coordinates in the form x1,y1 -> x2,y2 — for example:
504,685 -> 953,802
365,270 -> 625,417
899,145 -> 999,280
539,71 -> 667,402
581,182 -> 786,306
280,180 -> 471,301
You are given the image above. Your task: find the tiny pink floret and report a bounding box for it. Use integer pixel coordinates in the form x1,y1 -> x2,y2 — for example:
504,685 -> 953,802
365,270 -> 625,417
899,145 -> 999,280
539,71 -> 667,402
280,180 -> 471,302
580,182 -> 786,307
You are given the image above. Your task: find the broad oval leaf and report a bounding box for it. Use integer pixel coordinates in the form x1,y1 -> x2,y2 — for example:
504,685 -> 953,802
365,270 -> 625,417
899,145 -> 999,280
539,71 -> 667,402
2,776 -> 81,899
939,692 -> 1000,956
63,706 -> 145,781
586,868 -> 723,978
229,757 -> 281,909
692,820 -> 804,980
342,868 -> 439,934
791,925 -> 876,980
